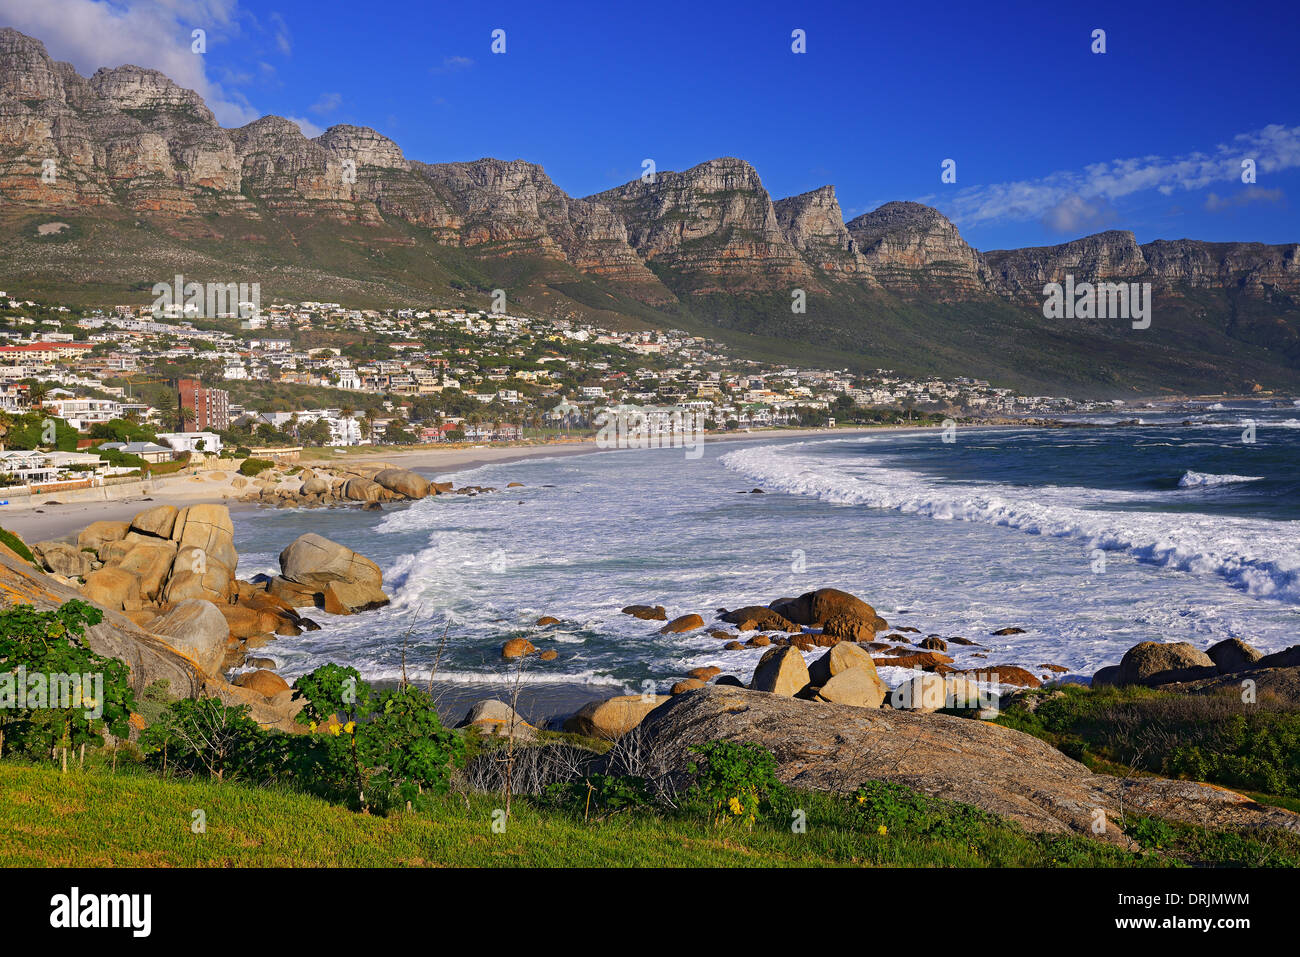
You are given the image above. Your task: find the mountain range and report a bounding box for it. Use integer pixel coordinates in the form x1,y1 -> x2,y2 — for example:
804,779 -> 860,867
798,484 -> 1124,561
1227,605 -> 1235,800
2,26 -> 1298,397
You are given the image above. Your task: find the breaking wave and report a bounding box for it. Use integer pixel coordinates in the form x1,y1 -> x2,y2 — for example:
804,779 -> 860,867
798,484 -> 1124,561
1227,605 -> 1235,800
721,444 -> 1300,603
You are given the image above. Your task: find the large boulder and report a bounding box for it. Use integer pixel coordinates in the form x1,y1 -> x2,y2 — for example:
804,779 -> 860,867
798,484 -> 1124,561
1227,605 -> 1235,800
457,699 -> 536,740
77,520 -> 129,552
564,694 -> 670,739
116,540 -> 178,601
1207,638 -> 1263,673
633,686 -> 1300,843
342,477 -> 384,502
1114,641 -> 1217,687
267,575 -> 323,608
129,504 -> 179,539
32,541 -> 93,579
163,546 -> 233,604
660,613 -> 704,634
233,669 -> 291,697
814,667 -> 887,708
719,606 -> 800,632
750,646 -> 810,697
82,566 -> 143,612
170,505 -> 237,571
809,642 -> 887,692
1257,645 -> 1300,669
771,588 -> 883,630
145,599 -> 231,677
374,468 -> 430,499
279,533 -> 384,590
322,580 -> 389,615
890,673 -> 988,712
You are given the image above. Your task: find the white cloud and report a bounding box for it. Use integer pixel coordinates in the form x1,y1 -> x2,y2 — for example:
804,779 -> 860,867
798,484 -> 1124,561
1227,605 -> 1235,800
285,115 -> 323,138
944,125 -> 1300,231
309,92 -> 342,116
431,55 -> 474,74
1204,187 -> 1285,212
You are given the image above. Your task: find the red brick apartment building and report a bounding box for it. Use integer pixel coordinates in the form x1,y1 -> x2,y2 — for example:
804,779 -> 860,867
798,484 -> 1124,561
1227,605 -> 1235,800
177,378 -> 230,432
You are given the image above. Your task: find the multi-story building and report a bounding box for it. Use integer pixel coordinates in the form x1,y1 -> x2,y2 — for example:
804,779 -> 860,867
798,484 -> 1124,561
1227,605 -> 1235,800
177,378 -> 230,432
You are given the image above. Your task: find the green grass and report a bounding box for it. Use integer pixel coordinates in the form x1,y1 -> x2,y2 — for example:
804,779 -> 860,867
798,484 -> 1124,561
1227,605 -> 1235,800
5,758 -> 1298,868
994,684 -> 1300,801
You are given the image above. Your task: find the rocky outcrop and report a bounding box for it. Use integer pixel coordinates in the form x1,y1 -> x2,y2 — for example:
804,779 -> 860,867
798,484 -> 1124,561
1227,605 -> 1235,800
633,686 -> 1300,843
564,694 -> 670,739
277,532 -> 389,614
1101,641 -> 1218,687
144,600 -> 231,677
846,202 -> 993,298
588,157 -> 817,294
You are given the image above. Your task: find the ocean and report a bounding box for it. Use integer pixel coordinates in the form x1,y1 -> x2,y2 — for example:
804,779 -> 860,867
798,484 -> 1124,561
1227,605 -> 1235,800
231,400 -> 1300,699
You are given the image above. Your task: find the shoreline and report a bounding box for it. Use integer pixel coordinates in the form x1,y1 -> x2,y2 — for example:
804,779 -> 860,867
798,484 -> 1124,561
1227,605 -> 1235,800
0,424 -> 926,538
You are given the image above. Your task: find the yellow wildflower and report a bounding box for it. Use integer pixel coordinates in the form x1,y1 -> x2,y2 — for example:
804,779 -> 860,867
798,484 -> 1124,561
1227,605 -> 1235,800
877,824 -> 888,836
728,796 -> 744,816
343,721 -> 356,734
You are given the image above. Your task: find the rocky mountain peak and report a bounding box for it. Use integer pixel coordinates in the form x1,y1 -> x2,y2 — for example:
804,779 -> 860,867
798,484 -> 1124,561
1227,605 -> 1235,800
846,201 -> 992,296
0,27 -> 65,101
315,124 -> 408,171
88,64 -> 215,125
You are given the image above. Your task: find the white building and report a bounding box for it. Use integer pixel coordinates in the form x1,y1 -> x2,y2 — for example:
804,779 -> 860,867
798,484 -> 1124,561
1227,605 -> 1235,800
156,431 -> 224,455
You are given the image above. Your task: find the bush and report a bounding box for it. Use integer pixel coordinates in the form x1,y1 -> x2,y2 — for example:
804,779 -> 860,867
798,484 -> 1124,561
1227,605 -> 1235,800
140,697 -> 289,783
852,780 -> 999,842
292,665 -> 465,813
239,457 -> 273,476
543,772 -> 655,818
684,740 -> 783,827
0,601 -> 135,759
998,685 -> 1300,798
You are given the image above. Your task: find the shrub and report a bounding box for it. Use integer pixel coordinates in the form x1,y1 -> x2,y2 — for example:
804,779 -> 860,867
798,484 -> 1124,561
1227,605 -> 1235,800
852,780 -> 999,842
0,601 -> 135,759
239,457 -> 274,476
684,740 -> 783,827
139,697 -> 289,783
544,772 -> 655,818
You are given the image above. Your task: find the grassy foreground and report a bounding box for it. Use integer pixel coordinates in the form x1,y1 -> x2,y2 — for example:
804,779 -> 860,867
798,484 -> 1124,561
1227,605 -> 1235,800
6,759 -> 1296,868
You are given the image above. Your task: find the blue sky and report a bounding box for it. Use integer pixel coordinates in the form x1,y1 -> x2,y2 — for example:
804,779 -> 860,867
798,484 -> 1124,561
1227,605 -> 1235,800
3,0 -> 1298,250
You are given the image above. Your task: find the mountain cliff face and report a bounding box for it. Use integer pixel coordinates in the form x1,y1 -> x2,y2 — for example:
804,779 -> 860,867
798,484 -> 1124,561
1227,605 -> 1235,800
1,26 -> 1298,395
846,202 -> 994,298
588,157 -> 817,294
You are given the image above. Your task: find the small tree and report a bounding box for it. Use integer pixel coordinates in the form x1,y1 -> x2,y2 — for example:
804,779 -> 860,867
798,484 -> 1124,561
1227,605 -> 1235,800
0,601 -> 135,760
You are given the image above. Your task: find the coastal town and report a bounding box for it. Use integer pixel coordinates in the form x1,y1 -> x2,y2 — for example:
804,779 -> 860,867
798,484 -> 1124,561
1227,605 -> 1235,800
0,290 -> 1118,493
